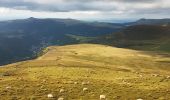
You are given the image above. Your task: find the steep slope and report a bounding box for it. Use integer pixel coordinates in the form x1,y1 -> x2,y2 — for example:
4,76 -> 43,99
92,25 -> 170,52
0,44 -> 170,100
0,18 -> 124,65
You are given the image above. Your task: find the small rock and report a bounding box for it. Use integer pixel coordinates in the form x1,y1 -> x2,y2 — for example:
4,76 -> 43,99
43,79 -> 47,82
152,74 -> 158,77
136,98 -> 143,100
166,76 -> 170,79
74,82 -> 78,84
82,82 -> 87,85
139,75 -> 143,77
158,97 -> 166,100
6,86 -> 11,89
67,81 -> 73,84
18,77 -> 23,80
50,82 -> 54,84
40,85 -> 44,89
60,89 -> 65,93
100,95 -> 106,100
83,88 -> 88,91
58,97 -> 64,100
47,94 -> 53,98
2,72 -> 11,76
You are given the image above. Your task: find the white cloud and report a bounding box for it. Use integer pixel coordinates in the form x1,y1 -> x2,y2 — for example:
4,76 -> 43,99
0,0 -> 170,20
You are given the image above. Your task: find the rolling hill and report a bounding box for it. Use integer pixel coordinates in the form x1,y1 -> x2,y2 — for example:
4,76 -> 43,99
91,24 -> 170,53
0,17 -> 124,65
1,18 -> 170,65
0,44 -> 170,100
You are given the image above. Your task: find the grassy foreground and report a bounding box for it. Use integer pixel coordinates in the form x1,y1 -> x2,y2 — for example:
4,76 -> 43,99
0,44 -> 170,100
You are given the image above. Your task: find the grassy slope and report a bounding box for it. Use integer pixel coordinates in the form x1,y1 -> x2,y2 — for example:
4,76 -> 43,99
92,25 -> 170,53
0,44 -> 170,100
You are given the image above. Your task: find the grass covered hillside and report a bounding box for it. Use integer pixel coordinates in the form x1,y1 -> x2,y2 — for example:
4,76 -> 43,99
0,18 -> 124,65
0,44 -> 170,100
92,25 -> 170,53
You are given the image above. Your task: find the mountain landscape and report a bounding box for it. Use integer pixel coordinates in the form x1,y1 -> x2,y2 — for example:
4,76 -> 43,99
0,17 -> 124,65
0,18 -> 170,100
92,24 -> 170,52
1,18 -> 170,66
0,0 -> 170,99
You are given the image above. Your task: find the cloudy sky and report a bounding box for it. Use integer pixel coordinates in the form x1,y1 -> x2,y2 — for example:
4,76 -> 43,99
0,0 -> 170,21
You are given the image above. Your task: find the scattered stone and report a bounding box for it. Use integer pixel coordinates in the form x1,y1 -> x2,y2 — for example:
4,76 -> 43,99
136,98 -> 143,100
58,97 -> 64,100
50,82 -> 54,84
82,82 -> 86,85
166,76 -> 170,79
74,82 -> 78,84
6,86 -> 11,89
152,74 -> 158,77
166,89 -> 169,92
82,81 -> 89,85
147,93 -> 152,97
56,81 -> 60,84
67,81 -> 73,84
115,95 -> 121,99
139,75 -> 143,77
100,95 -> 106,100
36,84 -> 41,87
40,85 -> 44,89
122,80 -> 126,83
43,79 -> 47,82
47,94 -> 54,98
126,82 -> 130,85
17,77 -> 22,80
158,97 -> 166,100
30,96 -> 37,100
2,72 -> 11,76
83,88 -> 88,91
60,89 -> 65,93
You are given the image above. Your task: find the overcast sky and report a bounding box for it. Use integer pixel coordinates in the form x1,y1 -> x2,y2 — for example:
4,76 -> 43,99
0,0 -> 170,21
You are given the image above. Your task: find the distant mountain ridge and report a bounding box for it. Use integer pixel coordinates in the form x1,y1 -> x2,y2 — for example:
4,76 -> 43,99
91,24 -> 170,52
129,18 -> 170,25
0,17 -> 124,65
0,18 -> 170,65
0,17 -> 124,36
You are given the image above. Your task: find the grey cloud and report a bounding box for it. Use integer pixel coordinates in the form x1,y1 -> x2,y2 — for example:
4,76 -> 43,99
0,1 -> 39,10
132,7 -> 170,15
118,0 -> 159,3
0,0 -> 118,12
0,0 -> 169,16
